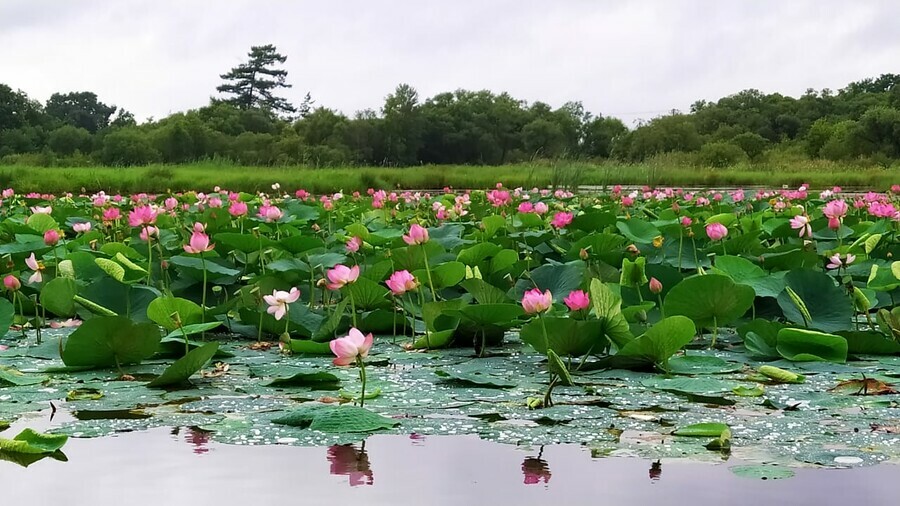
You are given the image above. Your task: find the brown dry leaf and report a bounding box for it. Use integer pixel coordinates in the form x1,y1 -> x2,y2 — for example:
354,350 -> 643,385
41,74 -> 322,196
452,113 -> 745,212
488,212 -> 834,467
870,424 -> 900,434
318,396 -> 351,404
202,362 -> 230,378
829,378 -> 897,395
119,374 -> 136,381
249,341 -> 275,351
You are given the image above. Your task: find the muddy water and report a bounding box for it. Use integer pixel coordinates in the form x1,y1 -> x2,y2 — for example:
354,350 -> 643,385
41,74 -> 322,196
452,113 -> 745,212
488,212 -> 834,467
0,427 -> 897,506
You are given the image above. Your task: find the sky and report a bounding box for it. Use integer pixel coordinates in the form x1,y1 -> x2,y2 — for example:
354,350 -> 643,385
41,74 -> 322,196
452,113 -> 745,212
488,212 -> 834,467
1,0 -> 898,125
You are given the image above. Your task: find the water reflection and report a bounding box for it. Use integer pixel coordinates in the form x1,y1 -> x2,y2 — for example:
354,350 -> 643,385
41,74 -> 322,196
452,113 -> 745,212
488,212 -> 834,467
648,460 -> 662,482
171,427 -> 212,455
521,446 -> 552,485
327,442 -> 374,487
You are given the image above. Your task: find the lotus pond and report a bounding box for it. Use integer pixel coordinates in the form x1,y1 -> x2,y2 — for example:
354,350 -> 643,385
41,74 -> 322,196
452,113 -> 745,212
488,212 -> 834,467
0,183 -> 899,498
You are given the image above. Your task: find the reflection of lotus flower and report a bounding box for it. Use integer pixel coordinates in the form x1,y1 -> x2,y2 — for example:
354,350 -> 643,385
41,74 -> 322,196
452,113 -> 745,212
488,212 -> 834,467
327,444 -> 373,486
326,264 -> 360,291
521,455 -> 552,485
263,287 -> 301,320
385,270 -> 418,296
563,290 -> 590,311
522,288 -> 552,314
330,328 -> 373,366
185,427 -> 211,455
50,319 -> 82,328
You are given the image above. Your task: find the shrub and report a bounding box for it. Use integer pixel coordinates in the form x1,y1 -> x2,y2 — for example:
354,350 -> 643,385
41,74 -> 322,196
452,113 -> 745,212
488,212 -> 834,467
697,141 -> 748,168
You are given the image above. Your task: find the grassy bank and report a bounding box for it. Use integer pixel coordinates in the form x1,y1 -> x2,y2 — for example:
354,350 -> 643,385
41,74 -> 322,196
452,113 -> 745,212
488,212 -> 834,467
0,160 -> 896,194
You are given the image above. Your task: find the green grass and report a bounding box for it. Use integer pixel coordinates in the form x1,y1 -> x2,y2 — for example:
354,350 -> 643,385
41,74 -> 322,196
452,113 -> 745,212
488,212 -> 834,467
0,160 -> 895,194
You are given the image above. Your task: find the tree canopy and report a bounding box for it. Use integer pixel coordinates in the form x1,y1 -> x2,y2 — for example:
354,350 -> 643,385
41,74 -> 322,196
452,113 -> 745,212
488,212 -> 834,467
216,44 -> 295,115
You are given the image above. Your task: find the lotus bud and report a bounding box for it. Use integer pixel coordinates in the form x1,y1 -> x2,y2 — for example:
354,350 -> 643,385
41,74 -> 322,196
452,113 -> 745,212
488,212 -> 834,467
649,277 -> 663,294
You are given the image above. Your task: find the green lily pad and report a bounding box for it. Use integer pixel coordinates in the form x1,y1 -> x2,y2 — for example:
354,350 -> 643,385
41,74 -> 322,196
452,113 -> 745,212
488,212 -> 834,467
730,465 -> 795,480
147,342 -> 219,388
0,428 -> 68,454
272,404 -> 399,433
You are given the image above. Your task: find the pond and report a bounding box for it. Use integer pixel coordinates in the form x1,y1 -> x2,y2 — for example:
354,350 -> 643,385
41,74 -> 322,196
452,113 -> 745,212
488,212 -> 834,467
1,419 -> 898,506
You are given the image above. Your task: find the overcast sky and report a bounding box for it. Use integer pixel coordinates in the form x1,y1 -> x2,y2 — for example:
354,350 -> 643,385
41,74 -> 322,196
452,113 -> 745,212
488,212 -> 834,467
1,0 -> 898,125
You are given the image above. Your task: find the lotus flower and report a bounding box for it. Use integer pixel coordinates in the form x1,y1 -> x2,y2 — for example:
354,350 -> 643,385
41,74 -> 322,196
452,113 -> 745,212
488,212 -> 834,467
184,230 -> 215,254
128,205 -> 157,227
789,215 -> 812,238
563,290 -> 590,311
72,222 -> 91,233
403,224 -> 429,245
649,277 -> 663,294
705,223 -> 728,241
43,229 -> 60,246
330,327 -> 374,366
263,287 -> 301,320
826,253 -> 856,270
326,264 -> 360,291
386,270 -> 418,296
228,201 -> 248,217
25,252 -> 44,284
140,226 -> 159,241
102,207 -> 121,222
681,216 -> 693,227
550,212 -> 573,229
3,275 -> 20,291
346,236 -> 362,253
31,206 -> 52,214
522,288 -> 553,314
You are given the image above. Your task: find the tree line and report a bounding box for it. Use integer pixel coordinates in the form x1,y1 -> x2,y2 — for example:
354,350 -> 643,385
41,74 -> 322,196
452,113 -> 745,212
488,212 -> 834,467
1,44 -> 899,168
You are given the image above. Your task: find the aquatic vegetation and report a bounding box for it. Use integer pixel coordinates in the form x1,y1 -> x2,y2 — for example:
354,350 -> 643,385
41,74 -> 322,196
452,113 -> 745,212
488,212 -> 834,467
0,181 -> 897,470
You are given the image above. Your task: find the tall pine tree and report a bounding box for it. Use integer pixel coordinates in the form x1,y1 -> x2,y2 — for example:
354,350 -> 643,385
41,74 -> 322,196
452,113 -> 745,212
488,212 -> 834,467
216,44 -> 295,115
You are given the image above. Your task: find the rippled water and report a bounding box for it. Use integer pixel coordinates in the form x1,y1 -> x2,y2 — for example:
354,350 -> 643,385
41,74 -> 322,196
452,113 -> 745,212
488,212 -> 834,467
1,424 -> 897,506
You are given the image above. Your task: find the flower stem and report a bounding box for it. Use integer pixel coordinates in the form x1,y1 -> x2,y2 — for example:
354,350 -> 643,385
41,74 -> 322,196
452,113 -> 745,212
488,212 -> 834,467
199,254 -> 208,339
356,356 -> 367,408
348,289 -> 358,327
422,247 -> 437,302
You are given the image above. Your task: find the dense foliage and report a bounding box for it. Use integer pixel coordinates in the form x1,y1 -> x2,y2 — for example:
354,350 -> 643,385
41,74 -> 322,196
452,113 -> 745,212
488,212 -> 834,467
1,45 -> 899,169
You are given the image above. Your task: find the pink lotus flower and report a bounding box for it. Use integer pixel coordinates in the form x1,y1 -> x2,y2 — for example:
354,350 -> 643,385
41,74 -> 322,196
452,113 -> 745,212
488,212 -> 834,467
4,275 -> 20,291
30,206 -> 52,214
826,253 -> 856,270
128,205 -> 157,227
258,204 -> 283,222
705,223 -> 728,241
263,287 -> 301,320
50,318 -> 82,329
164,197 -> 178,211
681,216 -> 693,227
330,327 -> 374,366
139,226 -> 159,242
326,264 -> 360,291
621,196 -> 634,207
823,200 -> 848,230
228,201 -> 248,217
522,288 -> 553,314
102,207 -> 121,222
72,222 -> 91,233
2,188 -> 14,199
184,230 -> 215,254
385,270 -> 418,296
789,215 -> 812,238
518,202 -> 534,214
43,229 -> 60,246
25,253 -> 44,284
346,236 -> 362,253
550,212 -> 573,229
649,277 -> 663,294
403,224 -> 429,245
533,202 -> 549,215
563,290 -> 590,311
